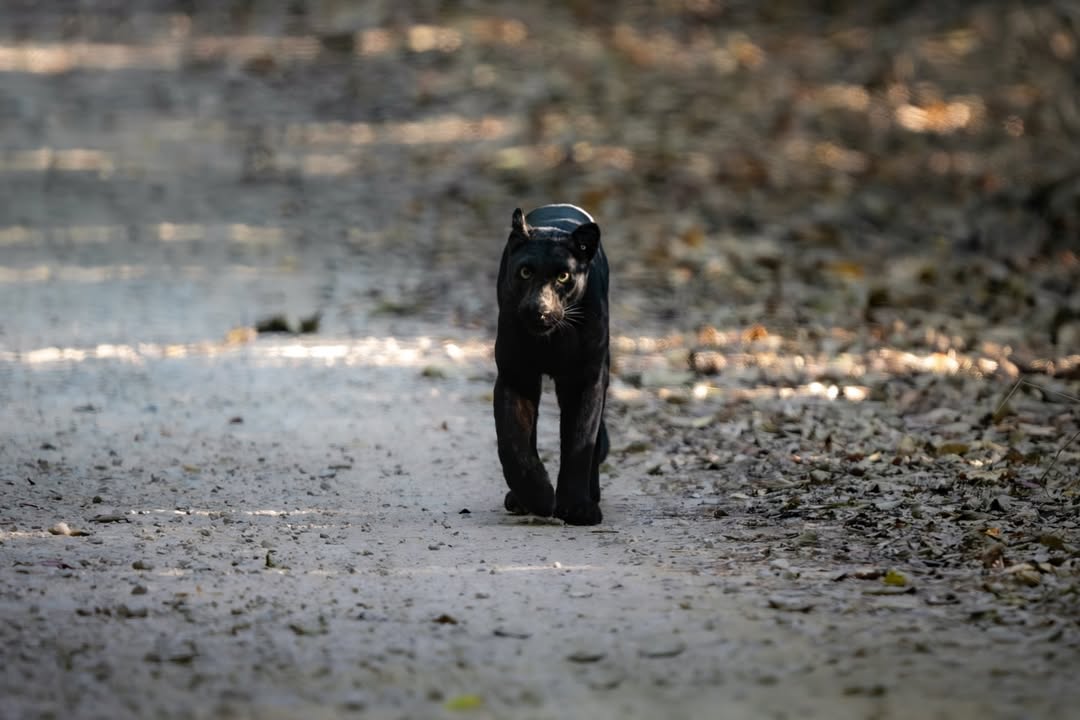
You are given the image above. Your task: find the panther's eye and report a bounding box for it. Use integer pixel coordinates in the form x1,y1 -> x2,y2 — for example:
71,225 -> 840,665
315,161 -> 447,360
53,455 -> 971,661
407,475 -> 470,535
519,266 -> 533,279
556,271 -> 571,284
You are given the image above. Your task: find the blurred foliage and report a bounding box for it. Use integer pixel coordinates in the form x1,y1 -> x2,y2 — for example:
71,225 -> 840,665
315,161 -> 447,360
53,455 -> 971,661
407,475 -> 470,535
0,0 -> 1077,339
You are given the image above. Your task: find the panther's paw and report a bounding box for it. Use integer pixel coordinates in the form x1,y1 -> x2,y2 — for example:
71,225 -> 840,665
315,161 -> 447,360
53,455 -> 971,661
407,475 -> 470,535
554,499 -> 603,526
504,484 -> 555,517
504,490 -> 528,515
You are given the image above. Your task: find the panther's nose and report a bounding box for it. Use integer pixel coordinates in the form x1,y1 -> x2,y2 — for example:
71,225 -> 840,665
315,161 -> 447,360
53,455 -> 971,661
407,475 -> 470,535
539,311 -> 551,322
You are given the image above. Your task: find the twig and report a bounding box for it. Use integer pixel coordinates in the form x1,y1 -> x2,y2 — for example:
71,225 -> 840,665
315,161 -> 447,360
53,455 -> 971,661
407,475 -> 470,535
994,378 -> 1080,418
995,378 -> 1080,487
1039,427 -> 1080,486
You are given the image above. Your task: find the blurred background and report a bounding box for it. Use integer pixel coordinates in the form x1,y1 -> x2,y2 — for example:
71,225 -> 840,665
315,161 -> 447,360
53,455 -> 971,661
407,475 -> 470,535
0,0 -> 1077,358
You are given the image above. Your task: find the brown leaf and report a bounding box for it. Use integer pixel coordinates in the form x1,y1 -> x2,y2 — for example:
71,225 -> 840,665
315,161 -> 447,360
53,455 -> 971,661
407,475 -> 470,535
742,324 -> 769,343
935,442 -> 970,457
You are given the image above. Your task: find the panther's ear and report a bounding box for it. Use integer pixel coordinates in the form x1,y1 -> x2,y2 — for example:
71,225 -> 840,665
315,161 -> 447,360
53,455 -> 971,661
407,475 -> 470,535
570,222 -> 600,262
510,208 -> 529,239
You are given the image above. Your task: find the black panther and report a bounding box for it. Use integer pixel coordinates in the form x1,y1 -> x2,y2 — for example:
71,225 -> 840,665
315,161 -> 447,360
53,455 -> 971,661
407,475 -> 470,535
493,204 -> 610,526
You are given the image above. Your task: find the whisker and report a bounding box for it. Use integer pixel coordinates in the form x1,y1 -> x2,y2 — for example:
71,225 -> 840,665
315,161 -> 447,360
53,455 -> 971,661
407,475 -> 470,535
562,304 -> 583,318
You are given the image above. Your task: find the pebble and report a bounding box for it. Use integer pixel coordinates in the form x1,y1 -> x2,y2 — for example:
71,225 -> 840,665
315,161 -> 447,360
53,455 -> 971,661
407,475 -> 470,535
48,522 -> 88,537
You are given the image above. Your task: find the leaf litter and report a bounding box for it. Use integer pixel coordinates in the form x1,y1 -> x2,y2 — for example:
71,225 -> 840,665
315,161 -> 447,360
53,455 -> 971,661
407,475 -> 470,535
609,319 -> 1080,652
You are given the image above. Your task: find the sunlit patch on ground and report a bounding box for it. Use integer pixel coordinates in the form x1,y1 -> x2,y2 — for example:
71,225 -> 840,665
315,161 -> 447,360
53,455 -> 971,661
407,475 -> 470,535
0,148 -> 115,174
0,336 -> 493,369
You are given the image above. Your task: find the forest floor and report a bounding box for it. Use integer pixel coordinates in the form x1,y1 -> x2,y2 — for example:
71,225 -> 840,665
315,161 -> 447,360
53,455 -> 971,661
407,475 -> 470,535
1,2 -> 1078,719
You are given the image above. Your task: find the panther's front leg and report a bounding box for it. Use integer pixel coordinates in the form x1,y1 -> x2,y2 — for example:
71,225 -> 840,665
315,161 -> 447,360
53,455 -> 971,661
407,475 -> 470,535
494,374 -> 555,517
553,369 -> 607,525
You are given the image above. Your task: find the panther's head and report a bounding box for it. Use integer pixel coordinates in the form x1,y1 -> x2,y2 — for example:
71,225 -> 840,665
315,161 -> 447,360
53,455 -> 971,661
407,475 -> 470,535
503,208 -> 600,337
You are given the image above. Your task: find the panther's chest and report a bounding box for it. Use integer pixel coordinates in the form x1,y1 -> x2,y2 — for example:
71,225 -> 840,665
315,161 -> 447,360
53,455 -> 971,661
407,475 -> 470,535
534,332 -> 587,378
497,324 -> 587,378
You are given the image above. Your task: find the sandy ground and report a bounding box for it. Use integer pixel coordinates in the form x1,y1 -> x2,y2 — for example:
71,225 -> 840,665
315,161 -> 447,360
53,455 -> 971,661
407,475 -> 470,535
2,3 -> 1078,719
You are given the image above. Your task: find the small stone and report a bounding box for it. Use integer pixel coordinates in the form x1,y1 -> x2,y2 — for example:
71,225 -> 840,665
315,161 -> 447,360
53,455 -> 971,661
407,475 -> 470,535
639,641 -> 686,659
48,522 -> 88,537
566,650 -> 605,663
145,639 -> 197,664
767,594 -> 816,612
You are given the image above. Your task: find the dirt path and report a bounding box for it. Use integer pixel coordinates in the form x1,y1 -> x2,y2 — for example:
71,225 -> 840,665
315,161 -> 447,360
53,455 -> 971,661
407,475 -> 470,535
2,264 -> 1076,719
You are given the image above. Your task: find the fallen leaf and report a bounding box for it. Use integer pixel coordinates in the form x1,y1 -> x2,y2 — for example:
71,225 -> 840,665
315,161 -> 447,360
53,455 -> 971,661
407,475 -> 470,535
444,694 -> 483,711
882,570 -> 909,587
825,260 -> 865,279
743,323 -> 770,342
936,442 -> 970,457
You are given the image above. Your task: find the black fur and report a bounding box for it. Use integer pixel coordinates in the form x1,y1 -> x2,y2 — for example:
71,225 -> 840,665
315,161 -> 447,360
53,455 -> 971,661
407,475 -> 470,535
494,204 -> 610,525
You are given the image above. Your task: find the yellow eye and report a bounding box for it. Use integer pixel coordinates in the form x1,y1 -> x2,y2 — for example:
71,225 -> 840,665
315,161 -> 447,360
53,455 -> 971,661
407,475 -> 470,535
519,267 -> 533,279
556,272 -> 571,284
